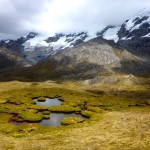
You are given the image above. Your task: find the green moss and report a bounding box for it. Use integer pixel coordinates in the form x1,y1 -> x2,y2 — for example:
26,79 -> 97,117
18,124 -> 39,132
81,110 -> 95,118
37,97 -> 46,102
27,105 -> 48,111
6,105 -> 27,114
0,78 -> 149,149
48,105 -> 81,113
43,115 -> 50,119
0,107 -> 8,113
12,133 -> 26,138
19,109 -> 43,122
88,101 -> 104,107
62,102 -> 79,107
61,117 -> 85,125
7,97 -> 32,105
42,111 -> 50,115
0,84 -> 149,136
87,106 -> 104,113
0,99 -> 7,104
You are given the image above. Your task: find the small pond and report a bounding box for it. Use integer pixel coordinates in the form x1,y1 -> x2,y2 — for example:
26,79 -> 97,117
33,98 -> 62,106
34,98 -> 84,126
41,113 -> 84,127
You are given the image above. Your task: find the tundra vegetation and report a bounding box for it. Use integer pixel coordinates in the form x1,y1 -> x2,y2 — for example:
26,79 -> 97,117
0,75 -> 150,150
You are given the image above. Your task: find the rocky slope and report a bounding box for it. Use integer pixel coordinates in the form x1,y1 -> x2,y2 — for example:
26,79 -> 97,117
37,37 -> 148,79
0,47 -> 28,72
0,37 -> 143,81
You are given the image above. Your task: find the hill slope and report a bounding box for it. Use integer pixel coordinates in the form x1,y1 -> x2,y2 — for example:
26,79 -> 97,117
0,47 -> 28,72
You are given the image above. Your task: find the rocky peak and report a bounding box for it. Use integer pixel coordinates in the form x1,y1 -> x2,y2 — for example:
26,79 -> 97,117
96,25 -> 115,36
99,7 -> 150,57
26,32 -> 38,39
45,33 -> 65,43
0,31 -> 97,65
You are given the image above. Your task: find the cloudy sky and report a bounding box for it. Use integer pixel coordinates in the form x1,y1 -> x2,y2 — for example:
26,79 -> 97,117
0,0 -> 150,39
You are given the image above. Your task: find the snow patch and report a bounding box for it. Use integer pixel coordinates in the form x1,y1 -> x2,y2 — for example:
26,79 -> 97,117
121,36 -> 134,40
142,33 -> 150,38
125,19 -> 135,31
85,32 -> 97,42
5,40 -> 10,43
125,7 -> 150,32
102,27 -> 120,43
23,34 -> 50,51
22,32 -> 97,52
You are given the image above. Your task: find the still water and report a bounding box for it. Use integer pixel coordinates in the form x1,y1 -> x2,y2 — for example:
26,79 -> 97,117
34,98 -> 84,126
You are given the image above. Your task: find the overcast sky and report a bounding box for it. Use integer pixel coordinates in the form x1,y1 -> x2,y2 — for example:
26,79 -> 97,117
0,0 -> 150,39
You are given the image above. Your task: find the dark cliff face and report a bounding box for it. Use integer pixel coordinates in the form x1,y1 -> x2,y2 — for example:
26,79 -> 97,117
45,33 -> 65,43
0,32 -> 39,56
99,9 -> 150,58
0,40 -> 23,54
117,16 -> 150,56
118,16 -> 150,39
118,37 -> 150,57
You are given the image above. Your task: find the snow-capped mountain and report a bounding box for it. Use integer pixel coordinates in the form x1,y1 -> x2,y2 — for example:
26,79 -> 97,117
0,8 -> 150,78
23,32 -> 96,52
100,7 -> 150,57
97,26 -> 121,43
0,31 -> 97,64
1,7 -> 150,72
101,7 -> 150,42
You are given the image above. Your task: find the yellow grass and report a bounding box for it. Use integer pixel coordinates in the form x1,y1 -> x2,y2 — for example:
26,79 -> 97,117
0,75 -> 150,150
0,108 -> 149,150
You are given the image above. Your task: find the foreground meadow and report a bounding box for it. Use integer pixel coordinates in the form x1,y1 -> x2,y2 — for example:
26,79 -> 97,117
0,75 -> 150,150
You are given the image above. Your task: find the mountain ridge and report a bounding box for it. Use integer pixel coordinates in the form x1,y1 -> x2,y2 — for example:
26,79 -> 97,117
101,7 -> 150,59
0,7 -> 150,79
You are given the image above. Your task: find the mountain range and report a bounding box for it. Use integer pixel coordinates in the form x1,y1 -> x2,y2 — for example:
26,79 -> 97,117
0,8 -> 150,80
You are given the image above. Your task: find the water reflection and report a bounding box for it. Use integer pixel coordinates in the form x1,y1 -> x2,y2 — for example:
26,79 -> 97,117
33,98 -> 84,126
41,113 -> 84,126
33,98 -> 62,106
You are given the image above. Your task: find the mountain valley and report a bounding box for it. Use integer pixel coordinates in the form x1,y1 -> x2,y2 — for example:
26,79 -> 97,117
0,6 -> 150,150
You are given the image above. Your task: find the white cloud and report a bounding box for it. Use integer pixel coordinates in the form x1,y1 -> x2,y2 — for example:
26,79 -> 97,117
0,0 -> 150,39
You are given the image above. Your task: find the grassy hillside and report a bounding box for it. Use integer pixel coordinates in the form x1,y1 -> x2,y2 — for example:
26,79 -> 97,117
0,76 -> 149,149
